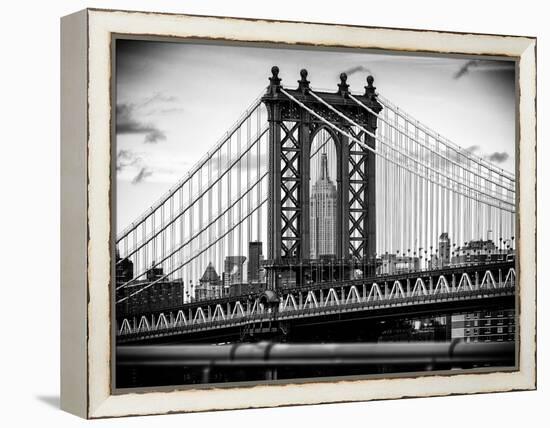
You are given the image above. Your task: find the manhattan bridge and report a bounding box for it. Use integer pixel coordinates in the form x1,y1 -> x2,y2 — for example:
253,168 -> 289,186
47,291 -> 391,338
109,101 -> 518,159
115,67 -> 516,358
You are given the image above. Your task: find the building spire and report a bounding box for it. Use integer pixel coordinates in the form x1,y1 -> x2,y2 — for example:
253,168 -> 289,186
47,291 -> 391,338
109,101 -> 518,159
320,152 -> 329,180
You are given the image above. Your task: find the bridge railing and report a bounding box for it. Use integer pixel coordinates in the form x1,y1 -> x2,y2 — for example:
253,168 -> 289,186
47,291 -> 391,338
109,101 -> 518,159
117,265 -> 515,339
116,260 -> 514,319
119,285 -> 514,338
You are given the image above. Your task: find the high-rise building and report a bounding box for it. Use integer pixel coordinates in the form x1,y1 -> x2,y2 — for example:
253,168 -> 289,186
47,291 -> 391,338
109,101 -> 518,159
438,232 -> 451,267
248,241 -> 263,282
310,153 -> 337,259
427,232 -> 452,269
223,255 -> 247,286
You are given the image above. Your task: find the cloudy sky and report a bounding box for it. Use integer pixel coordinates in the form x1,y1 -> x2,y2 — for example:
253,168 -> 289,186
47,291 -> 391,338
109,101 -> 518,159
116,39 -> 516,232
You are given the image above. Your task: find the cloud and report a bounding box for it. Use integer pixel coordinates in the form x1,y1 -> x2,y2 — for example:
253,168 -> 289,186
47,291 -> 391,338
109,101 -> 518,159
342,65 -> 373,77
485,151 -> 509,163
116,91 -> 182,144
117,150 -> 155,185
116,149 -> 142,171
116,147 -> 192,185
465,145 -> 480,153
115,91 -> 187,184
143,128 -> 167,144
141,92 -> 178,106
454,60 -> 477,79
118,149 -> 133,160
132,167 -> 153,184
454,60 -> 515,80
116,103 -> 168,144
139,93 -> 184,116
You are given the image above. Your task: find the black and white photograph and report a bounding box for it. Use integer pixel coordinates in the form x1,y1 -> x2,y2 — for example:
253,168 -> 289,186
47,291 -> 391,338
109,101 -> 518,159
0,0 -> 541,423
113,38 -> 518,389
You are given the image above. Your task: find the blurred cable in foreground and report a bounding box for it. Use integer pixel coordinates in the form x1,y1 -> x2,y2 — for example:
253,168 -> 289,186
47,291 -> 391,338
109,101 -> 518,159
118,339 -> 514,367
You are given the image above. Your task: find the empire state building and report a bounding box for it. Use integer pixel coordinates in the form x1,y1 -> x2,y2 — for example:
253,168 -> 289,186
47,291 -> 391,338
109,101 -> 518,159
310,152 -> 337,259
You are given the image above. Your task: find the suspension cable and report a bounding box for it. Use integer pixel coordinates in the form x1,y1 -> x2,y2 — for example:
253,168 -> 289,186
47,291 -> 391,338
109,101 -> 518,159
307,89 -> 513,206
348,93 -> 515,193
117,198 -> 268,304
117,125 -> 268,265
117,172 -> 268,290
117,91 -> 266,242
300,89 -> 514,211
377,94 -> 515,181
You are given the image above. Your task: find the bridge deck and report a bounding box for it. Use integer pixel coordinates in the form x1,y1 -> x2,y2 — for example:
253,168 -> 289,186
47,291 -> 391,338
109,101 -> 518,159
117,262 -> 516,343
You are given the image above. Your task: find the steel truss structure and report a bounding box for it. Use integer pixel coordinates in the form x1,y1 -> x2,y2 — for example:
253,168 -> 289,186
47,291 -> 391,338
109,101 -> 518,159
117,262 -> 515,342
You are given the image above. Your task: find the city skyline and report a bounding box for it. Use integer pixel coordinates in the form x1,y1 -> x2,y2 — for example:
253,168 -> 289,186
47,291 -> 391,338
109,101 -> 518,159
115,227 -> 515,304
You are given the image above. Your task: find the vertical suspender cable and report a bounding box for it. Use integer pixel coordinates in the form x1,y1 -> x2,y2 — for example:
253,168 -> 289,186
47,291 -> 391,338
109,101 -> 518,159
237,126 -> 242,265
257,104 -> 262,246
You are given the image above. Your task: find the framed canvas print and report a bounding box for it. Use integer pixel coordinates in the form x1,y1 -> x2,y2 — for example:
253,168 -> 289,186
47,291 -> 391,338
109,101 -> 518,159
60,8 -> 537,419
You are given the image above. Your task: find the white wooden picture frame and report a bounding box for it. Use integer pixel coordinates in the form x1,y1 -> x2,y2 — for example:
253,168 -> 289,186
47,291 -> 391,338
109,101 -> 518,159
60,8 -> 536,419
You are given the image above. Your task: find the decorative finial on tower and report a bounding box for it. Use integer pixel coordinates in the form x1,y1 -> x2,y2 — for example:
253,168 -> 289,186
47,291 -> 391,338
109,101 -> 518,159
365,75 -> 376,99
338,72 -> 350,97
267,65 -> 282,95
297,69 -> 310,93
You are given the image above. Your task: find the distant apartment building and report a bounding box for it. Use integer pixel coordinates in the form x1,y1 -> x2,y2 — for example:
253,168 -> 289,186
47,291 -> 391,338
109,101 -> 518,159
115,261 -> 185,317
451,238 -> 514,265
423,236 -> 515,268
378,316 -> 450,342
451,310 -> 515,342
379,253 -> 420,275
115,250 -> 134,285
195,262 -> 224,300
229,282 -> 264,297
